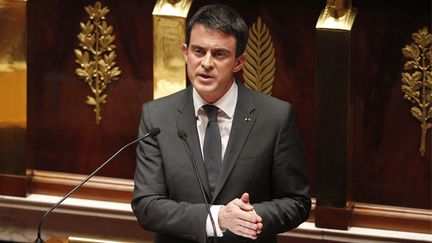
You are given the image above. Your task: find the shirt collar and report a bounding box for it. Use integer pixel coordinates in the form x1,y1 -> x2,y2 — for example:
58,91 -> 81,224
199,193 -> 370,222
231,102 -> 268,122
193,81 -> 238,119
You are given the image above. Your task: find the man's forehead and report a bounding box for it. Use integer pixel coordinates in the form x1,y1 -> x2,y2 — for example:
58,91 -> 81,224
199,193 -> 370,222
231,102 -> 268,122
189,25 -> 236,45
190,24 -> 233,38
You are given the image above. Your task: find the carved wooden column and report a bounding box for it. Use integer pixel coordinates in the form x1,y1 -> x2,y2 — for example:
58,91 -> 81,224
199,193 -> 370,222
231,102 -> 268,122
315,0 -> 357,230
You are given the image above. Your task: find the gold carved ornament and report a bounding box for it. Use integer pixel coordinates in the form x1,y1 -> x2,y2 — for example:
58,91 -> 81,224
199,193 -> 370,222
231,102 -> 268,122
74,1 -> 121,125
401,27 -> 432,156
243,17 -> 275,95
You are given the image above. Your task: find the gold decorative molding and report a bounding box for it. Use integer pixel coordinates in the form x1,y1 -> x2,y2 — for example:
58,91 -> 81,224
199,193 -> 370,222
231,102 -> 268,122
152,0 -> 192,99
153,0 -> 192,18
316,0 -> 357,31
75,1 -> 121,125
243,17 -> 275,96
0,0 -> 26,127
401,27 -> 432,156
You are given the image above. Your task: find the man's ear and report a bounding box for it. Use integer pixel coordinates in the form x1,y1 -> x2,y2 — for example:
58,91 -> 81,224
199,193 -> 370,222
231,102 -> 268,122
233,53 -> 246,73
181,43 -> 188,62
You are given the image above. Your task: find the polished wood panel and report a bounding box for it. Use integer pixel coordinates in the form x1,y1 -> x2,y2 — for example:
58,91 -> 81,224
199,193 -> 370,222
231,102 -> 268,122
281,227 -> 429,243
31,170 -> 133,203
352,203 -> 432,234
0,126 -> 27,175
315,204 -> 354,230
0,194 -> 154,243
315,28 -> 351,209
0,173 -> 28,197
46,237 -> 68,243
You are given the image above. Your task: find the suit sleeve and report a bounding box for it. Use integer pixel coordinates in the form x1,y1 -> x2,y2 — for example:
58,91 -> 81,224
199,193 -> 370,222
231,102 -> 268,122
253,105 -> 311,235
131,104 -> 208,243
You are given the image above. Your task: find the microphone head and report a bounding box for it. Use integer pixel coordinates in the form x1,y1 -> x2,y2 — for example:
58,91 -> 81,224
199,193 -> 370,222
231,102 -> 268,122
177,130 -> 187,139
149,127 -> 161,137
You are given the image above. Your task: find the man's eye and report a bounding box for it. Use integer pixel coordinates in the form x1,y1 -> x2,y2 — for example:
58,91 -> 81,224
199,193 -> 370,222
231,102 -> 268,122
214,51 -> 226,58
193,49 -> 204,55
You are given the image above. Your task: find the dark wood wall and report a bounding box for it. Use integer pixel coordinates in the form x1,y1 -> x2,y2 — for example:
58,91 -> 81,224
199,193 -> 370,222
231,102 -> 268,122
27,0 -> 155,179
350,0 -> 431,209
27,0 -> 431,211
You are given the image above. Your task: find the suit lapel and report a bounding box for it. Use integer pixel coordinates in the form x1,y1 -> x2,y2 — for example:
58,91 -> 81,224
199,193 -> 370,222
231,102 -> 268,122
213,84 -> 256,201
175,87 -> 211,199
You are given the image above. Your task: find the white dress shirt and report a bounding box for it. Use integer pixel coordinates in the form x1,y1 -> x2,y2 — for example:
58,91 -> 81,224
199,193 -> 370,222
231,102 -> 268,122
192,81 -> 238,237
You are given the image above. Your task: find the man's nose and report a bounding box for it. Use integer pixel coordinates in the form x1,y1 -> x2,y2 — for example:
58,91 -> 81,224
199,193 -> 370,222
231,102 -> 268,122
201,52 -> 214,70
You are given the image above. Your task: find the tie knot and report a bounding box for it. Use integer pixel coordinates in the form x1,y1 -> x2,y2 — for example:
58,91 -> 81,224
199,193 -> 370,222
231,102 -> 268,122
203,104 -> 218,122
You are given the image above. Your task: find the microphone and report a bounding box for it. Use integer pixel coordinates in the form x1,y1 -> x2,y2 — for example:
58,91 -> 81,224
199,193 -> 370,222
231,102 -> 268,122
177,130 -> 218,243
34,127 -> 161,243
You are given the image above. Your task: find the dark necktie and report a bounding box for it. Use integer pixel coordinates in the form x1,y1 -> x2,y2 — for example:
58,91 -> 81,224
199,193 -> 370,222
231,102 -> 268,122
203,104 -> 222,198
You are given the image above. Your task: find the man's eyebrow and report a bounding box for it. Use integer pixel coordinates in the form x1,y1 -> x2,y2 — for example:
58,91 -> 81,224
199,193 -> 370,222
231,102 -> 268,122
190,44 -> 204,49
212,48 -> 231,54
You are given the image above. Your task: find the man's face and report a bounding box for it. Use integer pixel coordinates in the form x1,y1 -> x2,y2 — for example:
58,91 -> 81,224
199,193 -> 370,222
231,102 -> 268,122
181,24 -> 245,103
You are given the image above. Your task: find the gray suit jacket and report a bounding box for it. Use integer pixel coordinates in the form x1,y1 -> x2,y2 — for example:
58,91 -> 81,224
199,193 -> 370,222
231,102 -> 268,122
132,82 -> 311,243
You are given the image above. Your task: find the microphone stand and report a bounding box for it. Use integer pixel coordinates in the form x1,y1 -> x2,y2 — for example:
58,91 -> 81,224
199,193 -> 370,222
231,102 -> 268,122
34,128 -> 160,243
178,130 -> 218,243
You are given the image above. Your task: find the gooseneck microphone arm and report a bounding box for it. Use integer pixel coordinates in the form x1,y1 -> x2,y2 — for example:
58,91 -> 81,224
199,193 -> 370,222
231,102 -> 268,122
34,127 -> 161,243
177,130 -> 218,243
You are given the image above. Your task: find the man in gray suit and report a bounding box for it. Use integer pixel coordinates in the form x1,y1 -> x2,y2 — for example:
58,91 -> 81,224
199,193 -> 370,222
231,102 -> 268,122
132,4 -> 310,243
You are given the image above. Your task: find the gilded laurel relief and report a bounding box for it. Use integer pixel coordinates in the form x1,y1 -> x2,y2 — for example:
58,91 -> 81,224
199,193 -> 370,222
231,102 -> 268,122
75,1 -> 121,125
401,27 -> 432,156
243,17 -> 275,96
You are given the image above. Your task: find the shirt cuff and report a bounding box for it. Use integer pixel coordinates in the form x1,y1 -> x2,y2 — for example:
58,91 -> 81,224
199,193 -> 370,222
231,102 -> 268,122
206,205 -> 224,237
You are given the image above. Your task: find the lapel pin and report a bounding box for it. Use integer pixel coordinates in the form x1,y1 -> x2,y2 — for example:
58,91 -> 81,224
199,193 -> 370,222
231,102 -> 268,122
244,117 -> 251,122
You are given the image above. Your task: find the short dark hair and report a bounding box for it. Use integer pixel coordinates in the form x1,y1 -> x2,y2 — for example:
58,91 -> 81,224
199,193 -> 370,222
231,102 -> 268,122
186,4 -> 248,58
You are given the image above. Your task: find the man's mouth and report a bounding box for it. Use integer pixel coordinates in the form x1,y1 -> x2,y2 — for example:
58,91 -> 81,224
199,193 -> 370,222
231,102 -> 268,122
198,73 -> 214,80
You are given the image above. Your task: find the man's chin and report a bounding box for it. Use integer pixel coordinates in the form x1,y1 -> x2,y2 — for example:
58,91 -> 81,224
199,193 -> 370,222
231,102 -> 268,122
194,80 -> 216,91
